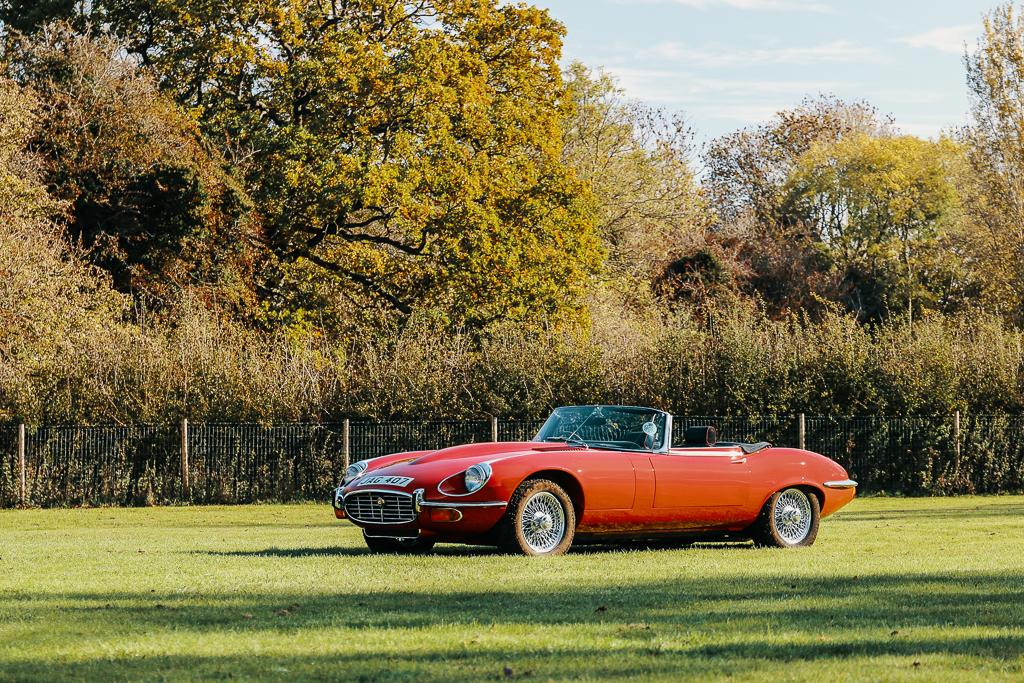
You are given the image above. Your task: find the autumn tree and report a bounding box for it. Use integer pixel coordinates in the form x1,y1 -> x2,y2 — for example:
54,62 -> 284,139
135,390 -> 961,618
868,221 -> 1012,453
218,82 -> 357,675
783,134 -> 965,322
704,95 -> 889,231
4,27 -> 256,310
30,0 -> 603,328
0,77 -> 129,422
962,1 -> 1024,323
698,96 -> 892,316
562,63 -> 709,302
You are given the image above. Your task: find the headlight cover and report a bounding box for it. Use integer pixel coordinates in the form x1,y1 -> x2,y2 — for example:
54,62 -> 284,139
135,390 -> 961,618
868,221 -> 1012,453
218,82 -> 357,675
343,460 -> 368,485
464,462 -> 492,493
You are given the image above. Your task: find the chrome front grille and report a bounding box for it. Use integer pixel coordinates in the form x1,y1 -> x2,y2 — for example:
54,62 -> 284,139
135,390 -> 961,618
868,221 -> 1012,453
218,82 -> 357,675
345,490 -> 417,524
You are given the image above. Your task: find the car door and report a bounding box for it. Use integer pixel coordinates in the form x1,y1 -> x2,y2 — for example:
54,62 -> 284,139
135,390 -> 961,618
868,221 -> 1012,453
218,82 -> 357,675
572,449 -> 648,533
575,449 -> 637,510
648,448 -> 752,528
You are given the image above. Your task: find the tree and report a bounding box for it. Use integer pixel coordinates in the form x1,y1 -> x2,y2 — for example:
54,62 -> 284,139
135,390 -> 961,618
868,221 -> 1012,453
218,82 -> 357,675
783,134 -> 964,322
700,96 -> 893,318
0,78 -> 128,423
0,0 -> 86,37
5,27 -> 256,310
47,0 -> 603,328
562,63 -> 709,300
962,1 -> 1024,322
703,95 -> 890,231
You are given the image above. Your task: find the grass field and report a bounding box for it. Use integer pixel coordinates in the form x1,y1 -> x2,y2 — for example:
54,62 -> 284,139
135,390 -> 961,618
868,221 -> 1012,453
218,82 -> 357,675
0,497 -> 1022,682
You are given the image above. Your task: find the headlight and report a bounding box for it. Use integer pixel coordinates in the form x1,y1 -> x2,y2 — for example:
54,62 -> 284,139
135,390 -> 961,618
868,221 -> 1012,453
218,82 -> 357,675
343,461 -> 368,484
464,463 -> 492,493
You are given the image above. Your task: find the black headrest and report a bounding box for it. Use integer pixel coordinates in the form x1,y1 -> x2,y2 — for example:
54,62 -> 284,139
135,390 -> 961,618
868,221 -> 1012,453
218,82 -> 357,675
684,426 -> 717,446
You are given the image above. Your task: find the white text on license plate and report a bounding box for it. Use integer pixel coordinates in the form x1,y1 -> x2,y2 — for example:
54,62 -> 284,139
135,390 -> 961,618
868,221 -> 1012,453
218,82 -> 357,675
358,475 -> 414,487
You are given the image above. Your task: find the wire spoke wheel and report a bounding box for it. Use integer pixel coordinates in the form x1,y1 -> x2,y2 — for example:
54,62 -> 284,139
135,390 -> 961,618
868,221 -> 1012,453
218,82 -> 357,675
519,491 -> 567,553
772,489 -> 813,544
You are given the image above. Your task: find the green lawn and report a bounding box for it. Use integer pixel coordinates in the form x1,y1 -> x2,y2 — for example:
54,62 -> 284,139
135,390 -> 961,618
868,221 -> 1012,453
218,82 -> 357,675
0,497 -> 1022,682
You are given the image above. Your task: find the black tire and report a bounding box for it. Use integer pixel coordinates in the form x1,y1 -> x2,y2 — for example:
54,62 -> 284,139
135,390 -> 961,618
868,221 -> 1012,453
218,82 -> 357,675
751,487 -> 820,548
498,479 -> 576,556
362,532 -> 435,554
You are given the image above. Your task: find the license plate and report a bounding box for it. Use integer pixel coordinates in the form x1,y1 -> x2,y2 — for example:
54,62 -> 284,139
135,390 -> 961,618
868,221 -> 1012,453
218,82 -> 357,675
358,475 -> 414,487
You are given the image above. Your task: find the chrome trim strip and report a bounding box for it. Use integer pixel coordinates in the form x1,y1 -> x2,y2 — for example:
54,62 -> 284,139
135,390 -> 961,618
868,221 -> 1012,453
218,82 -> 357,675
824,479 -> 858,489
363,531 -> 420,541
420,500 -> 507,508
437,462 -> 492,498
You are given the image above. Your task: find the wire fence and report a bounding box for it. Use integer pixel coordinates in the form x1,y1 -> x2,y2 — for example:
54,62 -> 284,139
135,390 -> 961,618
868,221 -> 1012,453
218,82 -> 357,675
2,415 -> 1022,507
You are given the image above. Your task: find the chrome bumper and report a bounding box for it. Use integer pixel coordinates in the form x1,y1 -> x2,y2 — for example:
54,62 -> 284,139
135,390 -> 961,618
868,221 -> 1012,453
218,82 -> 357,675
823,479 -> 858,489
419,500 -> 507,508
336,485 -> 508,514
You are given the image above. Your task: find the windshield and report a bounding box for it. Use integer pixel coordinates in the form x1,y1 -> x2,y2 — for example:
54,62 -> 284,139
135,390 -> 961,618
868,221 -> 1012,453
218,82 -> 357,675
534,406 -> 669,452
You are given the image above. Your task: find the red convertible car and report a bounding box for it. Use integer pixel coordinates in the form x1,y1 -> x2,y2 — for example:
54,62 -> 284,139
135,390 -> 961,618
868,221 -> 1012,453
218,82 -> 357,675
333,405 -> 857,556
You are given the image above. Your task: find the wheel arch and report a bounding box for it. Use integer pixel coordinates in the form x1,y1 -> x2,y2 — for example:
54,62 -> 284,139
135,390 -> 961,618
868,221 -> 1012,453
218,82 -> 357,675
757,481 -> 825,512
521,469 -> 585,523
796,484 -> 825,511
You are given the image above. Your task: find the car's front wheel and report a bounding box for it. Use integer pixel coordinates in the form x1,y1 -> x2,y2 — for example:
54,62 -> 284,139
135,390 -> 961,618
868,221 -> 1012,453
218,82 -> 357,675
362,532 -> 435,554
499,479 -> 576,556
751,487 -> 820,548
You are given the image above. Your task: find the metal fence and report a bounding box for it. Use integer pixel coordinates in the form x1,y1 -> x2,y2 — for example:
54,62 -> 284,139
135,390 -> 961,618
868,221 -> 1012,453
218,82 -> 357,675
2,415 -> 1022,507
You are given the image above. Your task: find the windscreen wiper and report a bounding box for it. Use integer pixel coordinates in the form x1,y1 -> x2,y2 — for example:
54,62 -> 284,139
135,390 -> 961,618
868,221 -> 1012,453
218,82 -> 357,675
544,436 -> 589,448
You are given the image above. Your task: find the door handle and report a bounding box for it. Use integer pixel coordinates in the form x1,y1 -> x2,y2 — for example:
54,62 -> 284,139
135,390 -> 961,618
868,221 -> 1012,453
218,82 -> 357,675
731,458 -> 747,464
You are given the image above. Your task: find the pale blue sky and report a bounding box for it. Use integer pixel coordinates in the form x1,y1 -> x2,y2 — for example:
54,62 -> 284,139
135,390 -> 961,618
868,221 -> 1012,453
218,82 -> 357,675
536,0 -> 996,142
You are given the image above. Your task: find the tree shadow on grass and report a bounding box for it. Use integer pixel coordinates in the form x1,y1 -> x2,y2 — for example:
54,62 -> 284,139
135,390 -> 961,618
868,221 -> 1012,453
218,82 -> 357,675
4,570 -> 1022,680
832,502 -> 1024,522
4,634 -> 1022,682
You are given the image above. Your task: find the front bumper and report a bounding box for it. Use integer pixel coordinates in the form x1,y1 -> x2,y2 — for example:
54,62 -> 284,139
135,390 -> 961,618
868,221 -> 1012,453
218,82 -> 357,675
335,485 -> 507,537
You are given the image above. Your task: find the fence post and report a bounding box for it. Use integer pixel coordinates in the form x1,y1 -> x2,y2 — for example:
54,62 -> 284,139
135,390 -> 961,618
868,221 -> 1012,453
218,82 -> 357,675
954,410 -> 961,462
180,418 -> 190,500
798,413 -> 806,450
342,418 -> 350,471
491,416 -> 499,442
17,423 -> 26,506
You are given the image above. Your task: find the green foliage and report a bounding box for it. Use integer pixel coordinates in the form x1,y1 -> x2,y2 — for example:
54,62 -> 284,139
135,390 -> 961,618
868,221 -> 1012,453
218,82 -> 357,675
704,95 -> 889,231
0,0 -> 84,35
783,134 -> 964,322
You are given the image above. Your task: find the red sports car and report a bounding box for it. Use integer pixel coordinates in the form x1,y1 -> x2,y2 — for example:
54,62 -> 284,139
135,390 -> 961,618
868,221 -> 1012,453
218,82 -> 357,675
333,405 -> 857,556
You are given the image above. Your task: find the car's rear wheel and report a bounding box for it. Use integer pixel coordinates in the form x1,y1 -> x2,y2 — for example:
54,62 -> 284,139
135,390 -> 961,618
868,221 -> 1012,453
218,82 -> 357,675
499,479 -> 575,556
362,532 -> 435,554
751,487 -> 820,548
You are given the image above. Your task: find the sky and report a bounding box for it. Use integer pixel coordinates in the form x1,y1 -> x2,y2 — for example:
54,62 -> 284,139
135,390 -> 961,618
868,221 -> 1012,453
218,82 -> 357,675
535,0 -> 997,143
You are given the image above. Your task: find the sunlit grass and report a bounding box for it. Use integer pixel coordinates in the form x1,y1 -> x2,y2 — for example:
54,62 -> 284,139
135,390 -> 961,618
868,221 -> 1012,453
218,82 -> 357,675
1,497 -> 1022,681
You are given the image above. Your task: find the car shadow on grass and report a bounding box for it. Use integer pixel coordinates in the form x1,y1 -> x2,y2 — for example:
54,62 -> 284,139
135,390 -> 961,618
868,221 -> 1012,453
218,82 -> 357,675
194,540 -> 757,558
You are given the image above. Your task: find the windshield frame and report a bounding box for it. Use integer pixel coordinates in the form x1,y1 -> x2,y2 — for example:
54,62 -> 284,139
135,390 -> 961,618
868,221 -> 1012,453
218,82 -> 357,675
532,405 -> 674,454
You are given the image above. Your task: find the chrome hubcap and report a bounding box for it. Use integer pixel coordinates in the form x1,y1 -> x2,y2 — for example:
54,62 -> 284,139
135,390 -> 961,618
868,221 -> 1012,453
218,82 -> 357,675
773,489 -> 812,544
520,491 -> 566,553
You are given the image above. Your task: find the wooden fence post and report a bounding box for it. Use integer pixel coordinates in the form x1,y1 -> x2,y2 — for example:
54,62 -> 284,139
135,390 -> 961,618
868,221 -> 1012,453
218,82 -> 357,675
798,413 -> 806,451
491,416 -> 499,442
17,423 -> 26,506
954,410 -> 961,462
342,418 -> 350,471
180,418 -> 190,500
